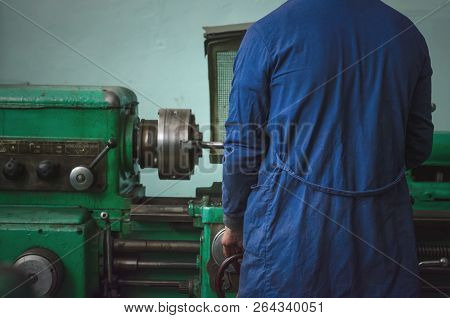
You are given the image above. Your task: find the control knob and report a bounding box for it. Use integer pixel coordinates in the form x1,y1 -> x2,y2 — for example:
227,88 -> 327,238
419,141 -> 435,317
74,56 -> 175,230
37,160 -> 60,180
3,158 -> 25,180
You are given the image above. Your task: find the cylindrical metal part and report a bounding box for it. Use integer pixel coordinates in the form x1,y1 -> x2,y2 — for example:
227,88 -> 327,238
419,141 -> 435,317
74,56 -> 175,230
118,279 -> 193,295
419,257 -> 449,269
133,204 -> 188,214
138,109 -> 204,180
200,141 -> 224,150
113,258 -> 197,271
130,204 -> 192,223
139,119 -> 158,168
131,212 -> 193,223
105,224 -> 114,285
417,243 -> 450,259
101,212 -> 114,287
157,109 -> 202,179
211,228 -> 227,266
114,239 -> 200,253
13,248 -> 64,297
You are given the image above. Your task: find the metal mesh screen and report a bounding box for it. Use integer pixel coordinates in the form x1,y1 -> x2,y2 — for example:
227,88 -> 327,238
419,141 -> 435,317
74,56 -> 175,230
215,50 -> 237,142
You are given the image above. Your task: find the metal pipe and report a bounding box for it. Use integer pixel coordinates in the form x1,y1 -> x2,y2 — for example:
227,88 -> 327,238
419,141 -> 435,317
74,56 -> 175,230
130,212 -> 193,223
114,239 -> 200,253
100,212 -> 114,286
130,204 -> 192,223
105,232 -> 113,284
132,204 -> 188,214
118,279 -> 193,295
200,141 -> 224,150
113,258 -> 197,271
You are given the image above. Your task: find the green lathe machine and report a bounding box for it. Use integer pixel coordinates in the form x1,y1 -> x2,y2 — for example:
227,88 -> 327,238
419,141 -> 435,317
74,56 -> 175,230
0,85 -> 448,298
0,27 -> 449,299
0,85 -> 229,298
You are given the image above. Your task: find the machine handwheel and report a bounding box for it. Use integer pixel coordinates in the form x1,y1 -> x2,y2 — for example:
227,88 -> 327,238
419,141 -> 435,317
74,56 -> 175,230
215,253 -> 243,298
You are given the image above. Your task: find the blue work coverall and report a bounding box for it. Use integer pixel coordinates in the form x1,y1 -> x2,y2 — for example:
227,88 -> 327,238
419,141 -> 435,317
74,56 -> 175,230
222,0 -> 434,297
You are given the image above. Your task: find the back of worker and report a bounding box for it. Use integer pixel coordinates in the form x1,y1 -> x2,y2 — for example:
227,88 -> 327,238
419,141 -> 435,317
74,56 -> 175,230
222,0 -> 434,297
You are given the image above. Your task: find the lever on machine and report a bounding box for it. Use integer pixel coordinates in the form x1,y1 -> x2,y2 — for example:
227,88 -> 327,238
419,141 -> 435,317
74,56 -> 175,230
69,138 -> 117,191
418,257 -> 449,269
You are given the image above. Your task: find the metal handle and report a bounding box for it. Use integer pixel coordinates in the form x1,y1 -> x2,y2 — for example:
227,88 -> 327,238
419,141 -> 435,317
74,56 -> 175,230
69,138 -> 116,191
89,138 -> 117,169
419,257 -> 449,269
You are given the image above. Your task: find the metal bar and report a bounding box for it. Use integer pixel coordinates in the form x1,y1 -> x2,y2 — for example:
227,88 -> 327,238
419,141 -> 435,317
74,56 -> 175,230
413,210 -> 450,221
105,229 -> 113,284
132,204 -> 188,214
130,212 -> 193,223
114,239 -> 200,253
200,141 -> 224,150
130,204 -> 192,223
101,213 -> 114,286
117,279 -> 193,295
118,279 -> 183,288
113,258 -> 197,271
419,257 -> 449,268
89,139 -> 116,169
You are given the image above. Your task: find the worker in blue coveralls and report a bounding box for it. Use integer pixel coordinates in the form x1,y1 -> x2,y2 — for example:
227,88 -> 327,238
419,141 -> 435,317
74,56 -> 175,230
221,0 -> 434,297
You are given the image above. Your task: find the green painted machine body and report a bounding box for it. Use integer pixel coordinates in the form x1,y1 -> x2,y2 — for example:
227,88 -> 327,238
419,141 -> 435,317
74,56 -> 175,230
0,85 -> 448,298
0,206 -> 99,297
0,85 -> 140,297
407,132 -> 450,211
0,85 -> 232,298
0,85 -> 141,209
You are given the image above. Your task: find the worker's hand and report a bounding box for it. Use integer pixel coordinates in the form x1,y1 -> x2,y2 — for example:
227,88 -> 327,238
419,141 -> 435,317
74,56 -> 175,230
221,227 -> 243,258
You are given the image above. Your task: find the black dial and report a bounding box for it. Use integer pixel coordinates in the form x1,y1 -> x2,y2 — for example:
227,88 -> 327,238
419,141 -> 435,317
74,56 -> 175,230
36,160 -> 59,180
3,158 -> 25,180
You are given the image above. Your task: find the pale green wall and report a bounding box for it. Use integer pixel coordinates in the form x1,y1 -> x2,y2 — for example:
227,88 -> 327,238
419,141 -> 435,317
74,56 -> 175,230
0,0 -> 448,197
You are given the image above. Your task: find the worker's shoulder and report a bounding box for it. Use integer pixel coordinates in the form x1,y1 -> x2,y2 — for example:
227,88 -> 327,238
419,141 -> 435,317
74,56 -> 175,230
246,1 -> 299,51
376,1 -> 428,46
251,0 -> 428,50
250,0 -> 296,32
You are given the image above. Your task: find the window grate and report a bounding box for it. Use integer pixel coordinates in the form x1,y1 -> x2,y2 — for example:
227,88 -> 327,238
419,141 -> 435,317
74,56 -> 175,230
215,50 -> 237,143
204,24 -> 249,163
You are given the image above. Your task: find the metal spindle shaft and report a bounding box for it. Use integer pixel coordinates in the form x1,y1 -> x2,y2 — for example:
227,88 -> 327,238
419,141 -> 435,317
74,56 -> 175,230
114,239 -> 200,253
113,258 -> 197,271
199,141 -> 224,150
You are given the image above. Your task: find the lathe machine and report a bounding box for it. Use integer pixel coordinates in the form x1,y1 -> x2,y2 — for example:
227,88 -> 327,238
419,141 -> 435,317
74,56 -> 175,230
0,85 -> 449,297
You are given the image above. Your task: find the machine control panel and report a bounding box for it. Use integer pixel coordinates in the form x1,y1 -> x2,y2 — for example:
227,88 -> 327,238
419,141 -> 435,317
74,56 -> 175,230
0,139 -> 106,192
0,140 -> 101,156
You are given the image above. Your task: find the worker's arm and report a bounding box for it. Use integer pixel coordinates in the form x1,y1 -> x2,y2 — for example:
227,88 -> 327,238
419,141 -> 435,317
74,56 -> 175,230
405,49 -> 434,169
222,26 -> 271,239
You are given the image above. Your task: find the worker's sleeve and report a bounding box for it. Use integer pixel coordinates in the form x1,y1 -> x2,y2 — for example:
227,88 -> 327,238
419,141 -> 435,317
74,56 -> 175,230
222,27 -> 271,232
405,49 -> 434,169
